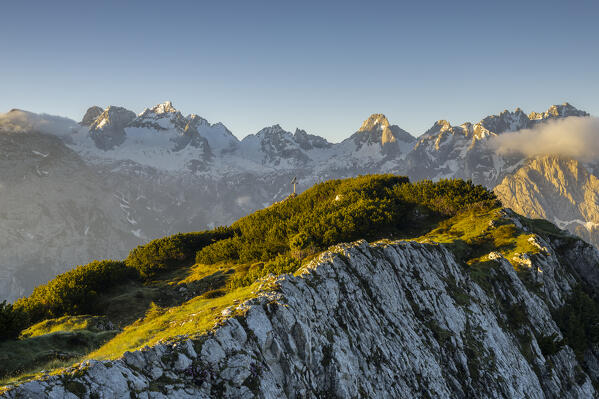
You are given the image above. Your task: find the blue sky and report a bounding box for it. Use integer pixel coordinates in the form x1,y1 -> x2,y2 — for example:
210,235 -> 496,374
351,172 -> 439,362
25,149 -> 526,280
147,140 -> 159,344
1,0 -> 597,141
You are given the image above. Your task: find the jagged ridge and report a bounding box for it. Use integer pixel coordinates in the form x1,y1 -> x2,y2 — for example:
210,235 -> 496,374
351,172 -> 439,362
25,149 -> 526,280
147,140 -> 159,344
4,231 -> 599,398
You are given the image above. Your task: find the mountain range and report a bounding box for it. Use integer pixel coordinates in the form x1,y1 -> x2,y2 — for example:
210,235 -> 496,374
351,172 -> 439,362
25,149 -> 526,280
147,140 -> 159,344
0,101 -> 596,301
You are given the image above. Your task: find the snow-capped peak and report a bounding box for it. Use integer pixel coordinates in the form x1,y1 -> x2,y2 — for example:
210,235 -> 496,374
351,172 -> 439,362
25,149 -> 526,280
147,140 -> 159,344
88,106 -> 137,150
150,101 -> 177,115
529,102 -> 589,120
256,124 -> 288,137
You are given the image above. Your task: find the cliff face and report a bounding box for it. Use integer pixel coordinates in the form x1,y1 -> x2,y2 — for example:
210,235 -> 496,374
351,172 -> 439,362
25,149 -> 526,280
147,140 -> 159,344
495,156 -> 599,247
4,235 -> 599,398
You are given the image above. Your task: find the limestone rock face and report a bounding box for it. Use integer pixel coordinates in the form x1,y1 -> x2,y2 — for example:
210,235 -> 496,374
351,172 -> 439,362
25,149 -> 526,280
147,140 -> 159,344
5,236 -> 599,398
89,106 -> 136,150
80,106 -> 103,127
352,113 -> 416,154
495,156 -> 599,247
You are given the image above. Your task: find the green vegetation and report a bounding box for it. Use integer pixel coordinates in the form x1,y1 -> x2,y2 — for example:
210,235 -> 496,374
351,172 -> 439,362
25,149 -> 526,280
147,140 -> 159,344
227,255 -> 300,289
0,301 -> 29,341
88,283 -> 259,360
19,315 -> 112,339
126,228 -> 234,279
554,287 -> 599,360
4,174 -> 599,388
418,207 -> 540,270
13,260 -> 138,326
196,176 -> 497,265
0,320 -> 118,383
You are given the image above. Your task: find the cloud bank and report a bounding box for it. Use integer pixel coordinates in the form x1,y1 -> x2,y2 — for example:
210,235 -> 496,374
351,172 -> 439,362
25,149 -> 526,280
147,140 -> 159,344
488,116 -> 599,162
0,109 -> 78,137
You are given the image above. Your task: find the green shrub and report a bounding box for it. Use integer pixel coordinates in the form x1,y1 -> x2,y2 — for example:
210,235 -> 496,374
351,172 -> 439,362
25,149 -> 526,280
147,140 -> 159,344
290,231 -> 312,259
0,301 -> 30,340
393,178 -> 499,216
127,227 -> 234,278
195,236 -> 241,265
554,287 -> 599,359
13,260 -> 137,326
537,333 -> 564,357
228,255 -> 300,289
196,175 -> 499,266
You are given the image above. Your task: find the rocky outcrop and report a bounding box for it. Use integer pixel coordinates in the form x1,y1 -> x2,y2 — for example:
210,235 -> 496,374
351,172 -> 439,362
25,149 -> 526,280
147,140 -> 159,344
4,235 -> 599,398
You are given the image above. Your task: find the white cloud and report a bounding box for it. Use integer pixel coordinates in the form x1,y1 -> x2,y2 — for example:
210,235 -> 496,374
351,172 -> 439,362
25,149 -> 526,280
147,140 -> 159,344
0,109 -> 78,137
487,116 -> 599,162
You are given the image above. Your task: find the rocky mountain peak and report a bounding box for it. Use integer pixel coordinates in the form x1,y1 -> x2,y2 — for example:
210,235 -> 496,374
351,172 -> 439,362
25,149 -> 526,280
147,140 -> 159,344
479,107 -> 531,134
422,120 -> 452,137
353,114 -> 414,150
150,101 -> 177,115
293,128 -> 331,150
187,114 -> 209,127
80,106 -> 103,126
132,102 -> 188,132
529,102 -> 589,120
89,106 -> 136,150
90,106 -> 136,130
256,124 -> 288,137
358,113 -> 390,132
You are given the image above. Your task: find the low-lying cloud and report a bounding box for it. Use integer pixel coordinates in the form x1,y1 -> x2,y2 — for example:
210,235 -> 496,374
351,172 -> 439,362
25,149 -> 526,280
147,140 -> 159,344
488,116 -> 599,162
0,109 -> 78,137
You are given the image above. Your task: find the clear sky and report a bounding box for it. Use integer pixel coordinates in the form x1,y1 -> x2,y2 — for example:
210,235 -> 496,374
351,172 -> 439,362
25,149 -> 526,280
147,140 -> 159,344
1,0 -> 597,141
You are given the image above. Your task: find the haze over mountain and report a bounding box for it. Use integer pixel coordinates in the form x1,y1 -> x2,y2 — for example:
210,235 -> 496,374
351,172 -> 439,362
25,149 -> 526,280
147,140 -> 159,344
0,101 -> 596,302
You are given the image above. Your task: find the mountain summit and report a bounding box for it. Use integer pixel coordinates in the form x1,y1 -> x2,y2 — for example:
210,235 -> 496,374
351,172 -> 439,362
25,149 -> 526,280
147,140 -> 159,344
80,106 -> 103,127
358,113 -> 391,132
529,102 -> 589,120
357,113 -> 415,146
149,100 -> 177,115
88,106 -> 136,150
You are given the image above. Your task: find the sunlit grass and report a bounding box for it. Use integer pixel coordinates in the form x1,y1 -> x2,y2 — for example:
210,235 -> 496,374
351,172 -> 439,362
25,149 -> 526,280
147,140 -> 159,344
87,282 -> 260,360
20,315 -> 112,339
0,329 -> 118,385
417,207 -> 540,267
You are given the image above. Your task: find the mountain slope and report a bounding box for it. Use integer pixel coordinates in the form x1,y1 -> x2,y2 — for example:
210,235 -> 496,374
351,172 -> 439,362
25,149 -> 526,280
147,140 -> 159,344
3,176 -> 599,397
0,129 -> 139,301
495,156 -> 599,247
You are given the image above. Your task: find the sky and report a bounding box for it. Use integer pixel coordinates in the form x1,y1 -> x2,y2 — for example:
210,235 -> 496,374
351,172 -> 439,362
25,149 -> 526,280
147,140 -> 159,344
1,0 -> 597,142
